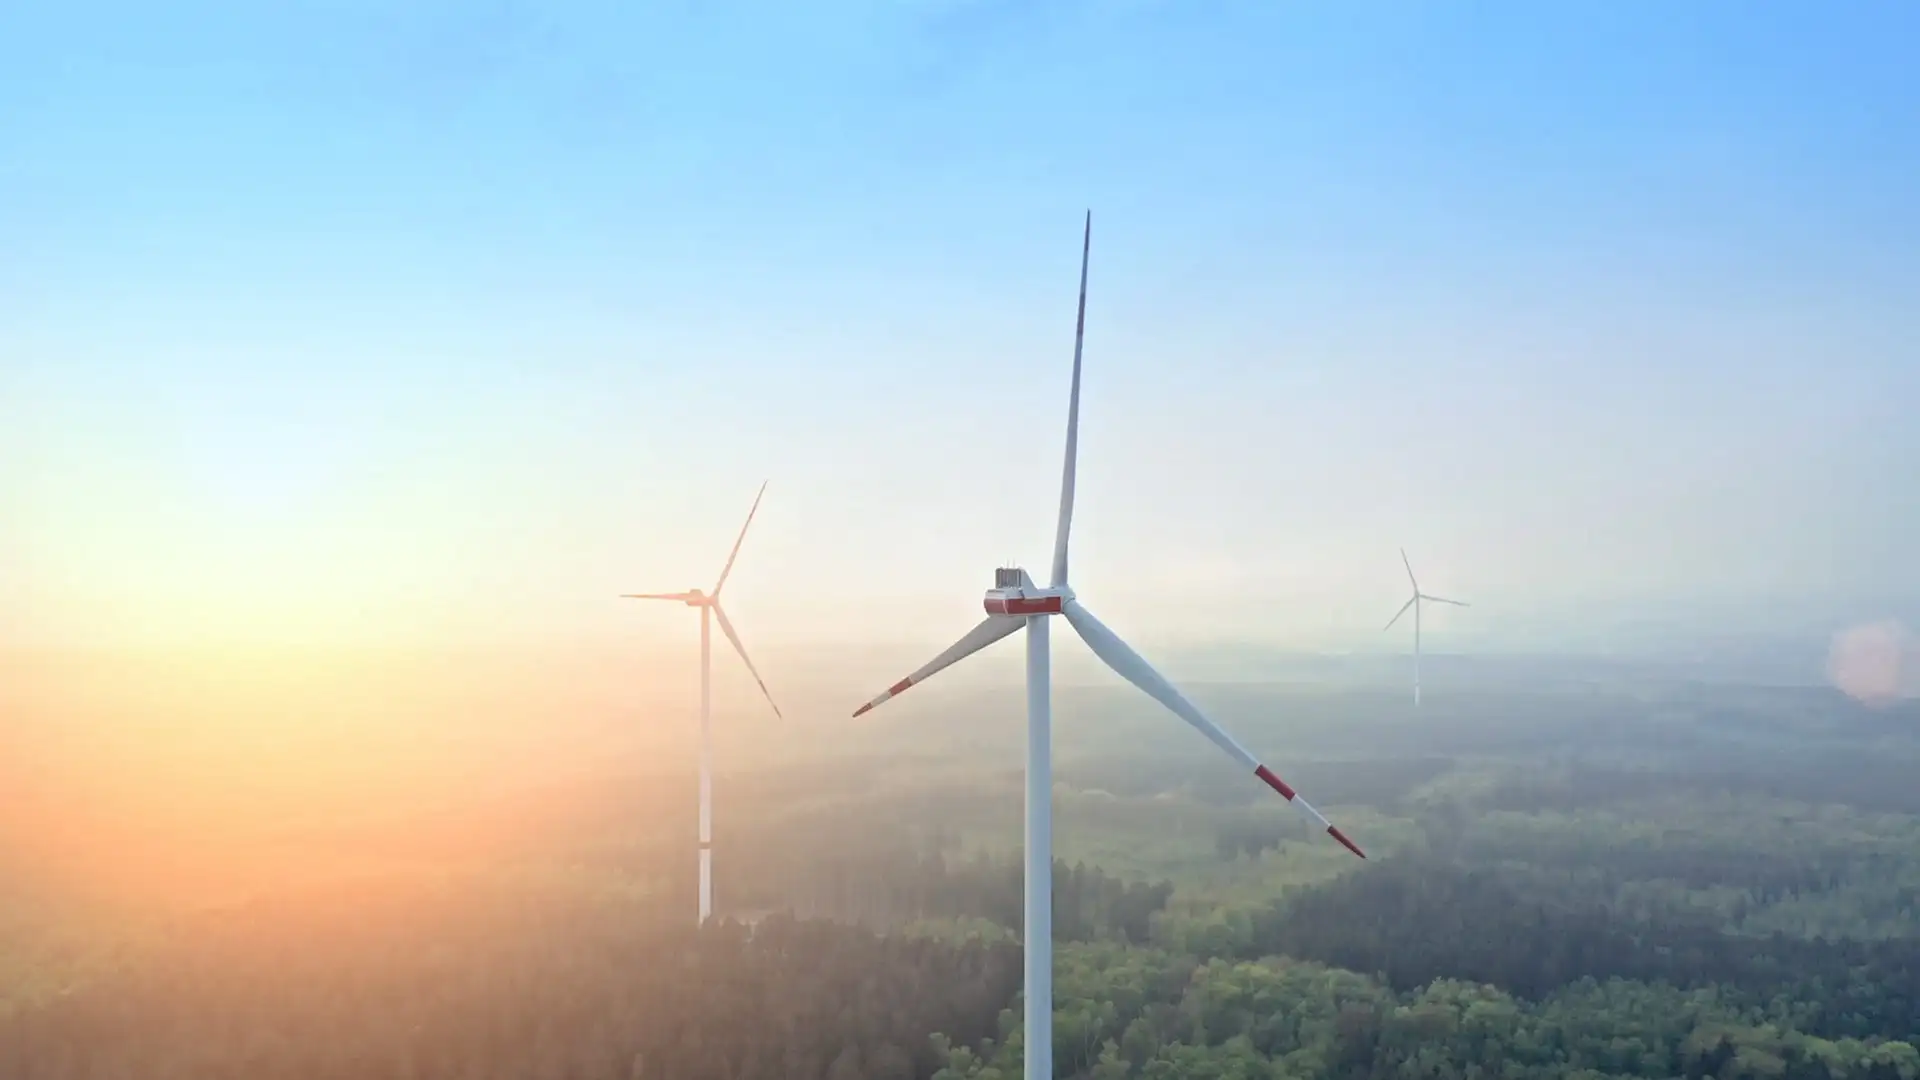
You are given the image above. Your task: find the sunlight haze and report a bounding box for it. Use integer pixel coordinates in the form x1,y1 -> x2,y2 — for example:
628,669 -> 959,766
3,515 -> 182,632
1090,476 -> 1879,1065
5,10 -> 1920,1077
3,1 -> 1918,959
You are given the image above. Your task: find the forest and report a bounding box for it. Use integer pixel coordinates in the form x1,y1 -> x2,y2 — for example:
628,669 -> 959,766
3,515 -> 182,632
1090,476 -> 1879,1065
3,675 -> 1919,1079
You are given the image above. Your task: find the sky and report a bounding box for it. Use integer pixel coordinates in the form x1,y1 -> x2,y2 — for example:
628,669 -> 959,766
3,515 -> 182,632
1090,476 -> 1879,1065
5,0 -> 1918,667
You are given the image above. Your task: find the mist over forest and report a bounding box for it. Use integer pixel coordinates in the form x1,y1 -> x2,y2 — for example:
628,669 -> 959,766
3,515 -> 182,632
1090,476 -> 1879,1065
5,644 -> 1919,1079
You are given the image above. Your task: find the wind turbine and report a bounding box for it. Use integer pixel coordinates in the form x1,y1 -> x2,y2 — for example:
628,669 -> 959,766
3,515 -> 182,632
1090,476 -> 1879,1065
622,482 -> 782,925
1382,548 -> 1469,706
850,213 -> 1364,1080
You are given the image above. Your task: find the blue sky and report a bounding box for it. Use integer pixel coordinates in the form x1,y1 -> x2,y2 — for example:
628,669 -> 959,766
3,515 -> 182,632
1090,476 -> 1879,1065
4,1 -> 1916,658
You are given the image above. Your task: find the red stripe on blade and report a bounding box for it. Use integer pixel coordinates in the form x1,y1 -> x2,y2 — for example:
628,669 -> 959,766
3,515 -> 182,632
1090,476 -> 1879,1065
1327,825 -> 1366,860
852,703 -> 874,718
887,677 -> 913,696
1253,764 -> 1296,801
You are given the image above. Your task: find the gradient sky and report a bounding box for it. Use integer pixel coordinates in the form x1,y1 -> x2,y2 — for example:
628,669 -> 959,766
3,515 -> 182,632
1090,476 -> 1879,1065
6,0 -> 1917,662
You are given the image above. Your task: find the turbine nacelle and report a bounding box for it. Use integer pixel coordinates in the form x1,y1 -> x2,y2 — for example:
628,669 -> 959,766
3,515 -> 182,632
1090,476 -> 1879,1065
984,567 -> 1068,617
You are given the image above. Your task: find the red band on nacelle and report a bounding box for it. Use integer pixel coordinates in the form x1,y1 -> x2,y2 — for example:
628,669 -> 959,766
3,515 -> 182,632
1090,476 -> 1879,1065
1253,764 -> 1296,801
984,595 -> 1064,617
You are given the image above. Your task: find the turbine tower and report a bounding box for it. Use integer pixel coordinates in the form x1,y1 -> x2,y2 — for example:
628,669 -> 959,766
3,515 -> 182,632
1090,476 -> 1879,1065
622,483 -> 782,925
1382,547 -> 1469,706
851,213 -> 1364,1080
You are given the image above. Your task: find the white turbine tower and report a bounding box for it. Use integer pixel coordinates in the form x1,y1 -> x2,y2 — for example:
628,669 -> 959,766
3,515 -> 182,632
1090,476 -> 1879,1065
1383,547 -> 1469,706
622,483 -> 782,925
850,213 -> 1364,1080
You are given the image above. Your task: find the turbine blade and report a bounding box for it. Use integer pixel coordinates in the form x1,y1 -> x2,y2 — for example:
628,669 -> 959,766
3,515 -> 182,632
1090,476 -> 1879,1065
712,602 -> 780,719
1400,547 -> 1418,590
1383,595 -> 1416,631
851,615 -> 1024,717
622,593 -> 692,602
1062,598 -> 1364,859
1422,594 -> 1470,608
1049,210 -> 1092,589
712,481 -> 769,596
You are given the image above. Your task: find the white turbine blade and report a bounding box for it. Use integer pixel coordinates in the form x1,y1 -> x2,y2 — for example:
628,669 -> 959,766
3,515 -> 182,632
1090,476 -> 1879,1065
712,602 -> 780,719
1422,594 -> 1470,608
1049,210 -> 1092,589
851,615 -> 1024,717
1061,598 -> 1365,859
712,481 -> 769,596
622,592 -> 692,602
1383,595 -> 1416,631
1400,547 -> 1418,590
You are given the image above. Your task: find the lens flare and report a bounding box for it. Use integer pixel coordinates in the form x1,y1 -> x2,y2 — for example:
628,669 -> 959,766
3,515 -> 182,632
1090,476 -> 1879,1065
1826,619 -> 1920,707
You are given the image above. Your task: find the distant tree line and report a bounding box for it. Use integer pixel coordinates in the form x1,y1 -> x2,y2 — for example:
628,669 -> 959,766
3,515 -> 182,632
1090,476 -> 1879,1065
1058,754 -> 1455,811
1451,828 -> 1885,901
1212,810 -> 1304,861
942,946 -> 1920,1080
1478,755 -> 1920,818
0,877 -> 1020,1080
715,826 -> 1174,945
1241,856 -> 1920,1041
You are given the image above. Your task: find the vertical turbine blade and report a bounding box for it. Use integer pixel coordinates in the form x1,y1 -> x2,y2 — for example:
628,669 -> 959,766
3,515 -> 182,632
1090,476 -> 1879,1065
1061,598 -> 1365,858
851,615 -> 1024,717
1400,547 -> 1418,590
1049,210 -> 1092,589
711,602 -> 780,719
1383,595 -> 1416,631
712,481 -> 769,596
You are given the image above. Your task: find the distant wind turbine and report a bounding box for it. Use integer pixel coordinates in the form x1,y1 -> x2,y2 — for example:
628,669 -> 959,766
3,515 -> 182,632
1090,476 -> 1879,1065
1383,547 -> 1469,706
851,213 -> 1363,1080
622,483 -> 782,925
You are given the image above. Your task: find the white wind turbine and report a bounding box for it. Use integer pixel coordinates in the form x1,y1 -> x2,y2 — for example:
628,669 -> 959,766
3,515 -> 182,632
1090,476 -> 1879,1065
851,213 -> 1365,1080
622,483 -> 782,925
1382,547 -> 1469,706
